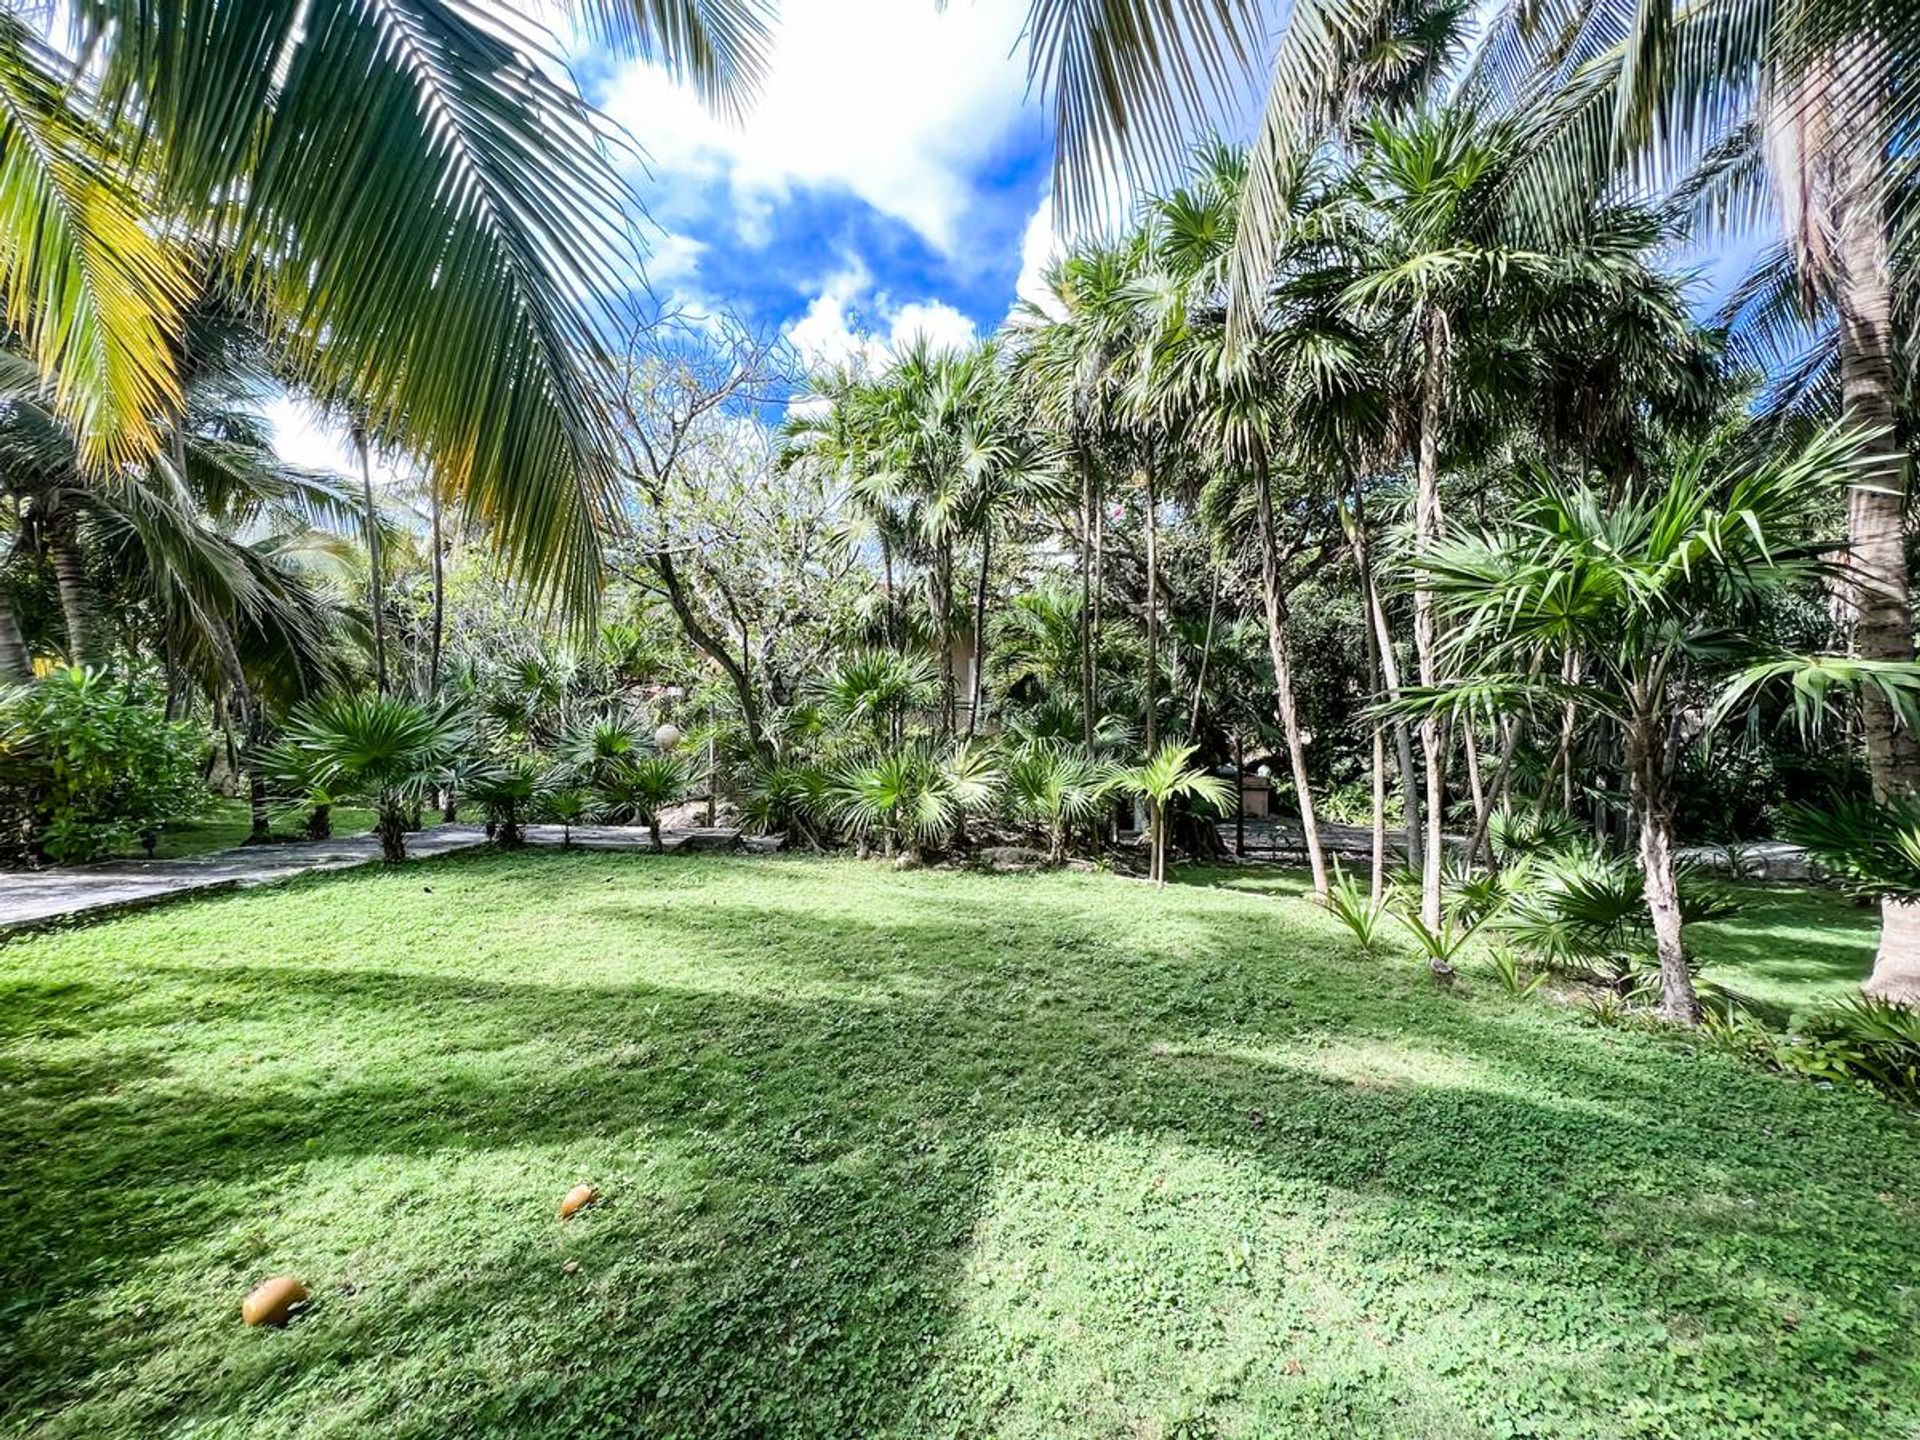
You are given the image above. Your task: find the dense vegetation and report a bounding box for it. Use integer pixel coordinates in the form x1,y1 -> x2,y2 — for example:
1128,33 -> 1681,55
2,0 -> 1920,1430
3,852 -> 1917,1439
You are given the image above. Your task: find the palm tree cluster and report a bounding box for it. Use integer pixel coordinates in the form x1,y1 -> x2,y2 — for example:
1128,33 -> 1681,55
1007,0 -> 1920,1004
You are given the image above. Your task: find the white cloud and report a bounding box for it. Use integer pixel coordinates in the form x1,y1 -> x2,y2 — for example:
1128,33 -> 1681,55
265,396 -> 407,492
888,300 -> 978,353
1011,193 -> 1064,319
644,229 -> 707,288
599,0 -> 1036,255
784,261 -> 979,371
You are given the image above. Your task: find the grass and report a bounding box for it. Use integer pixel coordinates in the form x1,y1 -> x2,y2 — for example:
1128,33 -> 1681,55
1688,886 -> 1880,1015
1,852 -> 1916,1438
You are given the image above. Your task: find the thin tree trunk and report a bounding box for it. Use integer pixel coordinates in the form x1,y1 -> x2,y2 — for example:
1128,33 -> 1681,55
968,528 -> 990,739
880,529 -> 902,649
1414,311 -> 1448,926
650,549 -> 768,757
1348,494 -> 1389,900
1254,443 -> 1328,898
0,578 -> 29,680
1469,714 -> 1522,867
1629,706 -> 1697,1025
938,540 -> 956,736
1188,561 -> 1219,735
1351,498 -> 1420,871
1463,722 -> 1489,866
428,476 -> 445,696
356,427 -> 389,696
1079,454 -> 1096,753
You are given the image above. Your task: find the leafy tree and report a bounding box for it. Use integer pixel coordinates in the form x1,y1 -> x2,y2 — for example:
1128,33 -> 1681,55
1408,425 -> 1857,1021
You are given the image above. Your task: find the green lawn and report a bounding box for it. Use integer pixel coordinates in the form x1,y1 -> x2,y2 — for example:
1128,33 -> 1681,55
2,853 -> 1916,1438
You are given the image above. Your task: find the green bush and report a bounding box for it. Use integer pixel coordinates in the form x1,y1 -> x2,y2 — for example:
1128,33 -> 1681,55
0,667 -> 210,863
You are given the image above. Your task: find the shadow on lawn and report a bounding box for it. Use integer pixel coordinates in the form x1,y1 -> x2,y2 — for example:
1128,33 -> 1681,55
2,857 -> 1918,1437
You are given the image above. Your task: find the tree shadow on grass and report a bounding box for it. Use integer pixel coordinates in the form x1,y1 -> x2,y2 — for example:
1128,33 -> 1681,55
2,856 -> 1918,1437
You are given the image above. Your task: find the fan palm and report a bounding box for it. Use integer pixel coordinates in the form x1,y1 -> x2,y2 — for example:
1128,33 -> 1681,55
599,753 -> 690,851
271,693 -> 465,861
1005,741 -> 1114,862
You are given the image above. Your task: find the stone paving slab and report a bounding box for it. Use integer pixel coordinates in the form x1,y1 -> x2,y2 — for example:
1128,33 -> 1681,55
0,823 -> 745,934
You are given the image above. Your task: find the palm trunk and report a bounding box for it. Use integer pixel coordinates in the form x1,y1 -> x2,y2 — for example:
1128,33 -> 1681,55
937,540 -> 956,736
1143,451 -> 1159,756
1188,562 -> 1219,735
968,528 -> 990,739
1628,707 -> 1697,1025
1825,37 -> 1920,1004
1347,494 -> 1389,900
1254,443 -> 1328,898
1414,310 -> 1448,927
207,617 -> 270,844
357,428 -> 389,696
47,503 -> 96,668
1079,454 -> 1096,753
0,578 -> 29,680
1462,723 -> 1489,867
428,477 -> 446,696
376,801 -> 408,863
1351,493 -> 1421,871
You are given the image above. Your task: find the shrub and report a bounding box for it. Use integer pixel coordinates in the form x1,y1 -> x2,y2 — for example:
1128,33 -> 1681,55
0,667 -> 209,863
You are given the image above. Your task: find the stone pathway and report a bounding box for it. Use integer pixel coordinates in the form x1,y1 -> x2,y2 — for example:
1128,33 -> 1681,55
1219,816 -> 1811,879
0,823 -> 749,934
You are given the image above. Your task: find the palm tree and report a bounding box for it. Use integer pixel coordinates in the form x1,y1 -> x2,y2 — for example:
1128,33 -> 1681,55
1024,0 -> 1920,999
1115,741 -> 1231,887
1005,741 -> 1114,863
271,694 -> 465,862
1408,423 -> 1861,1022
600,753 -> 691,851
2,0 -> 772,608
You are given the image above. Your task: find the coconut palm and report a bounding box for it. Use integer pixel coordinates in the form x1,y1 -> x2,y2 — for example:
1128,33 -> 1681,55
1405,423 -> 1861,1022
271,694 -> 465,861
3,0 -> 772,608
1114,741 -> 1231,887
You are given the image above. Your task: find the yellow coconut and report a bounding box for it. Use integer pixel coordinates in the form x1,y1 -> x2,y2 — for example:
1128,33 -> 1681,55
241,1275 -> 308,1327
559,1183 -> 599,1219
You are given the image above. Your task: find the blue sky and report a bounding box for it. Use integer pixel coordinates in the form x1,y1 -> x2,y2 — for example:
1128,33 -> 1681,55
271,1 -> 1062,476
592,0 -> 1061,365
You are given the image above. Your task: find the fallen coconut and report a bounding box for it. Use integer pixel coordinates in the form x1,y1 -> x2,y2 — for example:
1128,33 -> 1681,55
241,1275 -> 308,1327
559,1183 -> 598,1219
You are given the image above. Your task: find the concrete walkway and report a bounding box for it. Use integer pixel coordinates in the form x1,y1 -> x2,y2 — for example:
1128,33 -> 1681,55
0,823 -> 748,934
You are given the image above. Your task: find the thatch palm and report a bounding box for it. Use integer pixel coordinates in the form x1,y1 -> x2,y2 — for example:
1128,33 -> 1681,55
1024,0 -> 1920,993
271,694 -> 465,861
1408,424 -> 1861,1022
